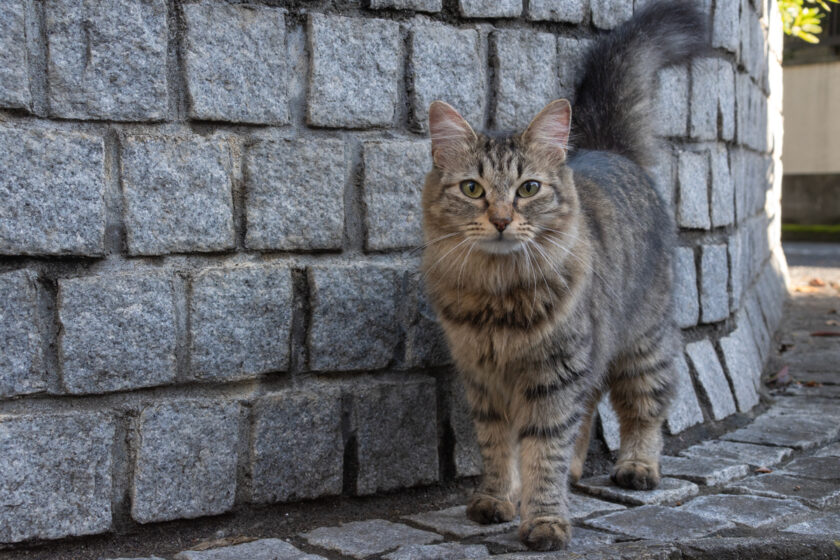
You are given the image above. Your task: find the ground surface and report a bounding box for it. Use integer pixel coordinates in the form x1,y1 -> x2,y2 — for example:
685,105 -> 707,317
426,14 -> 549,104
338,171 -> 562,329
3,242 -> 840,560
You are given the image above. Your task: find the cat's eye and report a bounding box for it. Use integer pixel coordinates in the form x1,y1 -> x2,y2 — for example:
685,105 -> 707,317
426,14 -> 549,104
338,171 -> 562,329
460,180 -> 484,199
517,180 -> 541,198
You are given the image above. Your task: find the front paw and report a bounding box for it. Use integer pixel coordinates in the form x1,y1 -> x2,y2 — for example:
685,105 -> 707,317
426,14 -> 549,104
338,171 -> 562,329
466,493 -> 516,525
518,516 -> 571,551
611,459 -> 660,490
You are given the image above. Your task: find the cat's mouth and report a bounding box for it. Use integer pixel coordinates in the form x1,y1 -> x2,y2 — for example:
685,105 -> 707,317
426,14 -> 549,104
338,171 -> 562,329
478,234 -> 523,255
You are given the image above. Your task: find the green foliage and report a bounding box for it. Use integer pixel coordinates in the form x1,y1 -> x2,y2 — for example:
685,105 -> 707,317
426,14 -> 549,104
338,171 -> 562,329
779,0 -> 839,43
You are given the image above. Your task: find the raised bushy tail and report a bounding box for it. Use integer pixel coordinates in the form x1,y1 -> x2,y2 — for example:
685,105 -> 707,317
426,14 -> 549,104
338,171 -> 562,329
570,0 -> 708,166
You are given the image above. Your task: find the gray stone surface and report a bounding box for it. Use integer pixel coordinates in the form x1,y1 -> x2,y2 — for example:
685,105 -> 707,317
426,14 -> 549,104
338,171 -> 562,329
384,543 -> 489,560
666,353 -> 704,434
781,456 -> 840,481
45,0 -> 168,120
591,0 -> 633,29
352,376 -> 439,494
404,274 -> 450,368
685,339 -> 737,420
724,473 -> 840,509
557,37 -> 594,99
680,494 -> 810,529
458,0 -> 521,17
307,14 -> 399,127
0,0 -> 30,109
190,264 -> 292,381
251,387 -> 343,503
712,0 -> 740,53
308,265 -> 399,371
655,66 -> 689,137
175,539 -> 324,560
0,128 -> 106,256
585,505 -> 733,540
132,400 -> 240,523
736,73 -> 768,153
528,0 -> 587,23
815,443 -> 840,458
568,493 -> 627,519
660,456 -> 749,486
448,376 -> 483,477
717,60 -> 736,141
710,144 -> 735,227
0,412 -> 114,543
410,23 -> 484,132
673,247 -> 700,328
363,140 -> 430,250
122,135 -> 235,255
718,322 -> 761,413
690,58 -> 718,141
0,270 -> 46,397
485,527 -> 616,553
301,520 -> 442,559
721,413 -> 840,450
404,505 -> 518,538
245,139 -> 345,251
700,244 -> 729,323
597,395 -> 621,452
679,440 -> 793,468
183,2 -> 289,124
677,150 -> 711,230
492,29 -> 557,130
370,0 -> 442,11
783,513 -> 840,535
58,273 -> 177,394
576,475 -> 699,506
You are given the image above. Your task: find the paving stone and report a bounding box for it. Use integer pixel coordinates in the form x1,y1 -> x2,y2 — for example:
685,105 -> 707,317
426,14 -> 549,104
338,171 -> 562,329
251,387 -> 343,503
0,0 -> 30,109
781,456 -> 840,481
783,513 -> 840,535
728,235 -> 744,310
58,273 -> 177,394
307,14 -> 399,127
660,456 -> 749,486
448,376 -> 483,477
183,2 -> 289,124
666,353 -> 704,434
584,505 -> 733,540
685,339 -> 737,420
690,58 -> 718,140
725,473 -> 840,509
575,475 -> 699,506
363,140 -> 430,250
410,23 -> 484,132
557,37 -> 593,99
458,0 -> 521,17
0,412 -> 114,543
384,543 -> 489,560
710,144 -> 735,227
190,264 -> 292,382
655,66 -> 689,137
0,128 -> 106,256
597,395 -> 621,452
404,274 -> 450,368
591,0 -> 633,29
122,135 -> 235,255
767,398 -> 840,421
721,413 -> 840,450
700,244 -> 729,323
370,0 -> 442,11
0,270 -> 46,397
717,60 -> 736,141
814,443 -> 840,458
496,541 -> 680,560
404,505 -> 518,538
45,0 -> 168,120
245,139 -> 345,251
108,557 -> 165,560
673,247 -> 700,328
485,526 -> 616,553
680,494 -> 810,529
301,519 -> 443,559
175,539 -> 324,560
713,0 -> 740,53
132,400 -> 240,523
492,29 -> 557,130
528,0 -> 587,22
568,493 -> 627,520
677,150 -> 711,230
679,440 -> 793,468
718,320 -> 762,412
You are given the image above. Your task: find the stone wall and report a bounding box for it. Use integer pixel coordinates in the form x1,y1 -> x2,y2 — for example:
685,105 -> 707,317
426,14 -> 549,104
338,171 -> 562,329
0,0 -> 786,544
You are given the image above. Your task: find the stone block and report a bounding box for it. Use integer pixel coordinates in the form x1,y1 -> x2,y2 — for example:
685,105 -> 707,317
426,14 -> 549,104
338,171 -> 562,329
591,0 -> 633,29
729,235 -> 744,310
673,247 -> 700,328
0,412 -> 114,543
175,539 -> 325,560
660,455 -> 749,485
0,0 -> 30,109
404,505 -> 518,538
568,493 -> 627,519
404,274 -> 450,369
351,376 -> 439,494
655,67 -> 689,137
0,270 -> 46,397
122,135 -> 235,255
815,443 -> 840,458
585,505 -> 732,540
384,543 -> 488,560
679,440 -> 793,468
710,144 -> 735,227
190,264 -> 293,381
529,0 -> 587,22
557,37 -> 593,99
485,526 -> 616,553
717,60 -> 736,141
58,273 -> 177,394
680,494 -> 810,529
575,475 -> 699,506
648,146 -> 675,208
744,292 -> 771,358
736,73 -> 768,152
666,353 -> 704,434
713,0 -> 740,53
677,150 -> 711,229
492,29 -> 557,130
245,139 -> 345,251
458,0 -> 521,17
370,0 -> 442,11
685,339 -> 737,420
410,23 -> 484,132
307,14 -> 399,127
45,0 -> 168,120
724,473 -> 840,509
783,513 -> 840,535
132,400 -> 240,523
251,387 -> 343,503
719,322 -> 762,412
448,376 -> 482,477
781,457 -> 840,481
597,395 -> 621,451
183,2 -> 288,124
0,128 -> 106,256
690,58 -> 718,141
363,140 -> 430,250
700,244 -> 729,323
308,264 -> 399,371
721,413 -> 840,450
302,520 -> 442,559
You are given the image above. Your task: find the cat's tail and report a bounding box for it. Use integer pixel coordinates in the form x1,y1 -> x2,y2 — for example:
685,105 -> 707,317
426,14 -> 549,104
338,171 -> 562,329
570,0 -> 708,167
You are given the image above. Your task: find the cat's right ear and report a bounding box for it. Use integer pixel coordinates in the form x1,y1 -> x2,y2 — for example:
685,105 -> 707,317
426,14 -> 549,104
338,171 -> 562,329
429,101 -> 476,170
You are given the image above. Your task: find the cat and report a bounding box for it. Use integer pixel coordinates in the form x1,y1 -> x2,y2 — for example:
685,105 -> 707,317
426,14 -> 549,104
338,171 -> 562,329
420,1 -> 707,551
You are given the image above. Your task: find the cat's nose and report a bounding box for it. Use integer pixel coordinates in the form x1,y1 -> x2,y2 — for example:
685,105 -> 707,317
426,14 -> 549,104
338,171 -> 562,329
490,216 -> 511,232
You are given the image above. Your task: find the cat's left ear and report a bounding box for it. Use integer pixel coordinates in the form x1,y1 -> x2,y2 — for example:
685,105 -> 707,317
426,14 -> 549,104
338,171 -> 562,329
523,99 -> 572,159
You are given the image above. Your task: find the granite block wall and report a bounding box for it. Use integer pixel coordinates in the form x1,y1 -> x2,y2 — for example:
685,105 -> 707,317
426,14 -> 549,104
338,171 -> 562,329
0,0 -> 785,544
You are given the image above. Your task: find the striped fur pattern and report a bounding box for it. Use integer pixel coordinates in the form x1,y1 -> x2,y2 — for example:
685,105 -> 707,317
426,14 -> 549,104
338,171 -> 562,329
420,1 -> 705,551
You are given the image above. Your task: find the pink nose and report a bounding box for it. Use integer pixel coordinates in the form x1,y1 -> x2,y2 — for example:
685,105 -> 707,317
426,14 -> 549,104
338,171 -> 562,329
490,216 -> 511,232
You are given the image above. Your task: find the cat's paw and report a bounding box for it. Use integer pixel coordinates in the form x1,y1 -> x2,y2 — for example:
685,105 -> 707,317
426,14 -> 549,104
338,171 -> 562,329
466,494 -> 516,525
569,456 -> 584,483
611,459 -> 660,490
518,516 -> 571,551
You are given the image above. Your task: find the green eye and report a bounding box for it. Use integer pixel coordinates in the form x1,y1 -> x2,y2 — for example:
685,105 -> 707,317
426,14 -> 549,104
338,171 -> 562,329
460,180 -> 484,199
517,180 -> 541,198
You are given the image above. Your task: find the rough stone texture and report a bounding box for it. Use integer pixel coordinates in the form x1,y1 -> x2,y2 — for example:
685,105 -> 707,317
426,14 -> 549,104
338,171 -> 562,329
710,144 -> 735,227
59,273 -> 177,394
0,270 -> 46,397
597,395 -> 621,452
655,66 -> 689,137
132,400 -> 240,523
485,527 -> 616,553
45,0 -> 168,120
458,0 -> 521,17
783,513 -> 840,535
781,457 -> 840,481
492,29 -> 556,130
719,322 -> 761,412
677,150 -> 711,230
410,23 -> 484,132
448,376 -> 483,477
713,0 -> 740,53
0,413 -> 114,543
585,505 -> 733,540
690,59 -> 718,140
370,0 -> 442,11
404,274 -> 450,368
685,339 -> 737,420
721,413 -> 840,450
700,244 -> 729,323
384,543 -> 489,560
528,0 -> 587,23
717,60 -> 737,141
351,376 -> 439,494
815,443 -> 840,458
251,387 -> 343,503
724,473 -> 840,509
557,37 -> 593,99
591,0 -> 633,29
568,493 -> 627,519
0,0 -> 30,110
673,247 -> 700,328
301,520 -> 443,559
307,14 -> 399,127
183,2 -> 289,124
404,506 -> 518,538
122,135 -> 235,255
680,494 -> 810,529
679,440 -> 793,468
0,128 -> 106,256
245,139 -> 345,251
576,475 -> 699,506
190,264 -> 292,381
363,140 -> 431,250
666,353 -> 704,435
175,539 -> 325,560
660,456 -> 749,486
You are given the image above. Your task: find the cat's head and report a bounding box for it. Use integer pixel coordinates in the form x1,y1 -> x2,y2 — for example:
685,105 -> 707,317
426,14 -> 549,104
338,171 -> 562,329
422,100 -> 578,257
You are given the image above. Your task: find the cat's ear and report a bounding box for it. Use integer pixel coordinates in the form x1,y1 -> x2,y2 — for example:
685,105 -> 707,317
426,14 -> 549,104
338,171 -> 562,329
523,99 -> 572,159
429,101 -> 476,169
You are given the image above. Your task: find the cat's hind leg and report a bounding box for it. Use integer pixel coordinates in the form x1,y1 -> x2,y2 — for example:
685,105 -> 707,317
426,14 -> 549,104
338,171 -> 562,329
569,390 -> 601,483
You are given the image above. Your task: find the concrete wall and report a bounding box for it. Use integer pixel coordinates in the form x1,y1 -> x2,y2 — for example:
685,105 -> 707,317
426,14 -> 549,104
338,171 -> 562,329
0,0 -> 786,545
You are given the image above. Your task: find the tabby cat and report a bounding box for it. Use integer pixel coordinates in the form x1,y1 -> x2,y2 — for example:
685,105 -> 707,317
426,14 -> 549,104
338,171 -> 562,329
420,1 -> 706,551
